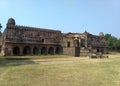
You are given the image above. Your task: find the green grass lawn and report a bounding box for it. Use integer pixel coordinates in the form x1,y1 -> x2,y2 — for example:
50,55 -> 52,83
0,54 -> 120,86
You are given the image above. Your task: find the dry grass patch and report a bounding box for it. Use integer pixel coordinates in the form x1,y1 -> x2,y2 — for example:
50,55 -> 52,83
0,53 -> 120,86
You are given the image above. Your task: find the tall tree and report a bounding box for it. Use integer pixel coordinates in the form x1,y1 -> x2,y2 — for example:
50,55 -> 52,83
105,34 -> 111,40
105,33 -> 120,51
115,39 -> 120,51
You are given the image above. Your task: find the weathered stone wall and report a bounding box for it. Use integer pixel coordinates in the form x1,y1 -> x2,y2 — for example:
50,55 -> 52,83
62,31 -> 107,56
1,18 -> 62,56
0,18 -> 107,56
6,25 -> 61,45
63,47 -> 75,56
80,48 -> 89,56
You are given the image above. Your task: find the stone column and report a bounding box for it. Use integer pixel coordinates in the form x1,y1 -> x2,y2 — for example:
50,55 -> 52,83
39,47 -> 41,54
9,48 -> 13,56
31,46 -> 33,55
46,47 -> 48,55
53,47 -> 55,55
7,45 -> 13,55
20,46 -> 23,55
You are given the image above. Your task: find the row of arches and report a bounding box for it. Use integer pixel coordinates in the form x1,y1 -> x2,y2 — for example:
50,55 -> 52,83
13,46 -> 61,55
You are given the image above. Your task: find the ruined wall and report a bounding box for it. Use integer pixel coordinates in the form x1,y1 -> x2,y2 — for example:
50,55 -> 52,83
62,31 -> 107,56
63,47 -> 75,56
6,25 -> 61,45
1,18 -> 62,56
0,18 -> 107,56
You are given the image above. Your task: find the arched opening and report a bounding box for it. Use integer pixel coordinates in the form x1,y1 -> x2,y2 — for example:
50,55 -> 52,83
55,47 -> 60,54
33,47 -> 39,55
97,49 -> 99,52
13,47 -> 20,55
81,39 -> 85,47
23,46 -> 31,55
74,40 -> 79,47
101,49 -> 104,53
42,39 -> 44,43
67,41 -> 71,47
48,47 -> 54,55
41,47 -> 47,55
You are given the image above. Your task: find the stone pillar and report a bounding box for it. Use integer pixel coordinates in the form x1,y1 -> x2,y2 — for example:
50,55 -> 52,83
9,48 -> 13,56
31,46 -> 33,55
7,45 -> 13,55
53,47 -> 55,55
39,47 -> 41,54
46,47 -> 48,55
20,46 -> 23,55
60,47 -> 63,54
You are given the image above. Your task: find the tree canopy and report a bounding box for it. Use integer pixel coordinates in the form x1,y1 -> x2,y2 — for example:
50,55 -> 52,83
105,34 -> 120,51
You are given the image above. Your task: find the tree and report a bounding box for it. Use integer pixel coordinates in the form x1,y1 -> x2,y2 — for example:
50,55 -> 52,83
105,33 -> 120,51
115,39 -> 120,51
105,34 -> 111,40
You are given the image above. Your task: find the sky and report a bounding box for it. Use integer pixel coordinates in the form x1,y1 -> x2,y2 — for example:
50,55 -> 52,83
0,0 -> 120,38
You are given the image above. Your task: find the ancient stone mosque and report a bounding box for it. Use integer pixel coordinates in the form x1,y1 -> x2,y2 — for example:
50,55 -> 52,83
0,18 -> 107,56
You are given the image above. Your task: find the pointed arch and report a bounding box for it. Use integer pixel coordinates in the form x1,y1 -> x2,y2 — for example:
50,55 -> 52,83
55,47 -> 60,54
41,47 -> 47,55
23,46 -> 31,55
48,47 -> 54,55
13,46 -> 20,55
33,47 -> 39,55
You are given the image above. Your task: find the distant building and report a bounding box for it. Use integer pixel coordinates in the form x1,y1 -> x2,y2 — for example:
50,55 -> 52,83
62,31 -> 107,56
0,18 -> 107,56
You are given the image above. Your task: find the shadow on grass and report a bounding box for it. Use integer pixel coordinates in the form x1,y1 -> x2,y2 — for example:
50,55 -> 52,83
0,58 -> 37,67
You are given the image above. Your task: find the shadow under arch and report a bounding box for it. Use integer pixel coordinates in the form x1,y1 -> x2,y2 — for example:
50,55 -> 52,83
23,46 -> 31,55
33,47 -> 39,55
55,47 -> 61,54
13,46 -> 20,55
48,47 -> 54,55
41,47 -> 47,55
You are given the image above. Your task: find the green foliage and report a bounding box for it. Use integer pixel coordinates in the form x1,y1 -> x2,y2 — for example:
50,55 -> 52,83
115,39 -> 120,50
105,34 -> 120,51
105,34 -> 111,40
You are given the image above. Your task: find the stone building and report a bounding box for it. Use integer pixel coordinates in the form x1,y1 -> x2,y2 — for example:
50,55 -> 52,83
0,18 -> 62,56
0,18 -> 107,56
62,31 -> 107,56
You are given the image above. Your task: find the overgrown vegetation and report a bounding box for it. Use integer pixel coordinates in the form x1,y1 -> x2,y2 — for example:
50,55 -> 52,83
105,34 -> 120,51
0,54 -> 120,86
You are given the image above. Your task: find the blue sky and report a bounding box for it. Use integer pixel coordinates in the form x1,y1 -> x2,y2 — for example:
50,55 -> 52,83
0,0 -> 120,37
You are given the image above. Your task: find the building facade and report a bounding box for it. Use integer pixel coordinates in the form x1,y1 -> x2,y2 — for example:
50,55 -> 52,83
62,31 -> 107,56
0,18 -> 107,56
1,18 -> 62,56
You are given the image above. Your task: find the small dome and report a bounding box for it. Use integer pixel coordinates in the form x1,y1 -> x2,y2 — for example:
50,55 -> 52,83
7,18 -> 16,26
99,32 -> 104,36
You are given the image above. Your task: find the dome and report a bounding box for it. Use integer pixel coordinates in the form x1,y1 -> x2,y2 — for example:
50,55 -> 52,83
7,18 -> 16,26
99,32 -> 104,36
